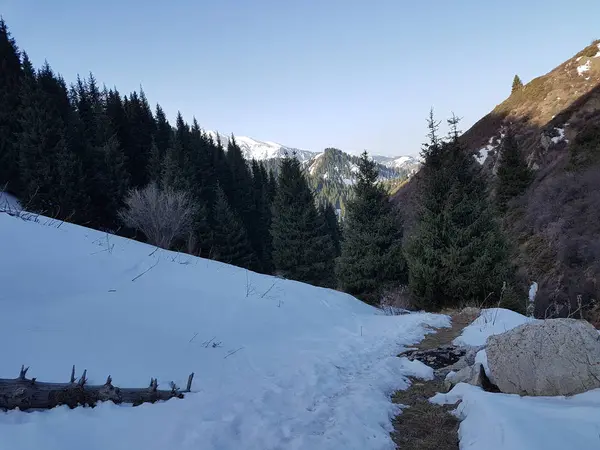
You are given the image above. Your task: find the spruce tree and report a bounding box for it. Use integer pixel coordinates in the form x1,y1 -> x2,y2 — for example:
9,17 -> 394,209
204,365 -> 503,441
271,155 -> 336,287
512,74 -> 523,93
123,90 -> 153,187
250,159 -> 274,273
0,20 -> 23,192
211,186 -> 256,269
17,61 -> 63,213
321,203 -> 342,257
147,140 -> 162,183
405,114 -> 513,310
154,104 -> 172,161
496,127 -> 532,212
335,152 -> 406,303
225,136 -> 254,224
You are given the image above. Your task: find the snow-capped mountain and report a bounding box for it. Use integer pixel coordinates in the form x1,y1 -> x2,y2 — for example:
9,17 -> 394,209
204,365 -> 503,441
205,130 -> 420,176
205,131 -> 318,163
372,155 -> 421,174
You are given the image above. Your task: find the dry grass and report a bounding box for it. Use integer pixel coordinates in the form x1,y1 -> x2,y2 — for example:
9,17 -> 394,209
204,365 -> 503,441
416,310 -> 479,351
391,379 -> 459,450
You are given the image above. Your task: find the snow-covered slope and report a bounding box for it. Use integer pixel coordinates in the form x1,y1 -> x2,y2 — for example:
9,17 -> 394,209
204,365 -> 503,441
0,191 -> 21,212
205,131 -> 318,163
0,212 -> 448,450
373,155 -> 421,173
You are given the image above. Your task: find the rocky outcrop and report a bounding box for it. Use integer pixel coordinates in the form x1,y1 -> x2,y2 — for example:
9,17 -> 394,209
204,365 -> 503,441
486,318 -> 600,396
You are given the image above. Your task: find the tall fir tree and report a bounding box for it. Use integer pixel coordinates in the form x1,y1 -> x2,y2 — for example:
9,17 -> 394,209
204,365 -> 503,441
512,74 -> 523,93
335,152 -> 406,303
147,139 -> 162,183
496,127 -> 532,212
17,61 -> 64,213
405,114 -> 514,310
321,202 -> 342,257
154,104 -> 172,161
162,112 -> 188,191
225,137 -> 254,222
123,90 -> 154,187
0,19 -> 23,193
250,159 -> 274,273
271,155 -> 336,287
211,186 -> 256,269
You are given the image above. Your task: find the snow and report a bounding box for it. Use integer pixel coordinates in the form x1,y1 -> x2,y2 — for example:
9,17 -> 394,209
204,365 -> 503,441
431,383 -> 600,450
474,349 -> 489,375
342,177 -> 354,186
595,43 -> 600,58
0,191 -> 21,212
205,130 -> 318,162
453,308 -> 535,347
374,155 -> 418,171
476,147 -> 491,165
391,156 -> 414,166
577,60 -> 592,76
475,136 -> 499,165
0,212 -> 450,450
551,127 -> 568,144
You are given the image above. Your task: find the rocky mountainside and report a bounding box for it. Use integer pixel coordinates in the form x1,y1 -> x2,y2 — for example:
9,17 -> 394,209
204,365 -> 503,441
394,40 -> 600,314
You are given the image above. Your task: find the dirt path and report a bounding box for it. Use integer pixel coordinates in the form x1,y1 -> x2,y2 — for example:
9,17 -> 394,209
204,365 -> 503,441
391,311 -> 478,450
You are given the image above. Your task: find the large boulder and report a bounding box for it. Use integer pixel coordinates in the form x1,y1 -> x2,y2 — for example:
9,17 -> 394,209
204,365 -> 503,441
486,318 -> 600,396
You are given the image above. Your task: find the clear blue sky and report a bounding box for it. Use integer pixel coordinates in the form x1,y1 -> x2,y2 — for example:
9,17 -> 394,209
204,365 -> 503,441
2,0 -> 599,156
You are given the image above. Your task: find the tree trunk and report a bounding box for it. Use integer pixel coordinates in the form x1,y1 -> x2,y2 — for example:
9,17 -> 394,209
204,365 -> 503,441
0,366 -> 194,411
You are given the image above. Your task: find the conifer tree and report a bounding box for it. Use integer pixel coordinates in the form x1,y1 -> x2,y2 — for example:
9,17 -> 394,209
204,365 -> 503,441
147,140 -> 162,183
405,114 -> 513,310
211,186 -> 256,269
0,20 -> 23,192
154,104 -> 172,160
17,61 -> 64,212
512,74 -> 523,93
225,136 -> 254,225
271,155 -> 336,287
123,90 -> 154,187
321,203 -> 342,257
496,127 -> 532,212
335,152 -> 406,303
250,159 -> 274,273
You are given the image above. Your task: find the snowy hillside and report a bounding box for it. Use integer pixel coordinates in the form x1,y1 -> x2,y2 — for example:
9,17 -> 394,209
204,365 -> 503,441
0,212 -> 448,450
205,130 -> 318,162
372,155 -> 421,174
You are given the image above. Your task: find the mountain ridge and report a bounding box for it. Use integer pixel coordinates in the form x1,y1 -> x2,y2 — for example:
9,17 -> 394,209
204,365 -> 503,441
393,38 -> 600,316
204,130 -> 419,173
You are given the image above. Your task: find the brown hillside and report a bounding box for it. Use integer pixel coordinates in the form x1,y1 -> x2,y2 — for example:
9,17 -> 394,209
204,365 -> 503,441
394,40 -> 600,317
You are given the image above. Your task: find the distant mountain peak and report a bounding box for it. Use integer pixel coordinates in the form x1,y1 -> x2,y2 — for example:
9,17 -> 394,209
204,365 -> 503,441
204,130 -> 318,162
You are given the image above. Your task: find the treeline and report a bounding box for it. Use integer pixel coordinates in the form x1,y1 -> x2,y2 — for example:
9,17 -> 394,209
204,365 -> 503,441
0,20 -> 340,283
1,19 -> 533,310
336,112 -> 532,310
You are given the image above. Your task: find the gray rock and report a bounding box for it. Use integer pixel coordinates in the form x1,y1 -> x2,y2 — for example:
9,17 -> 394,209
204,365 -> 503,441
486,318 -> 600,396
444,363 -> 484,390
435,345 -> 486,378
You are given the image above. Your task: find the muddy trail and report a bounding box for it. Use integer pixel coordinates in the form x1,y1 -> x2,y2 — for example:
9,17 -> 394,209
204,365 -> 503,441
391,311 -> 478,450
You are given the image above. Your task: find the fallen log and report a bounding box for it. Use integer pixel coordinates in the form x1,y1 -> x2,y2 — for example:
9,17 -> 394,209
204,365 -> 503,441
0,365 -> 194,411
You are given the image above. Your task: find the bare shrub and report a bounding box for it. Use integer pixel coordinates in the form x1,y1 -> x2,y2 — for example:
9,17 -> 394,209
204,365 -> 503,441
119,183 -> 198,250
380,285 -> 417,315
